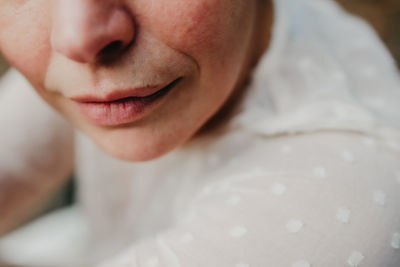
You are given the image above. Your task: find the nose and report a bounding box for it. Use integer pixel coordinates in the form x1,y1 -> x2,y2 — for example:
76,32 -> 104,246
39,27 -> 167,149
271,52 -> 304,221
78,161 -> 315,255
51,0 -> 135,63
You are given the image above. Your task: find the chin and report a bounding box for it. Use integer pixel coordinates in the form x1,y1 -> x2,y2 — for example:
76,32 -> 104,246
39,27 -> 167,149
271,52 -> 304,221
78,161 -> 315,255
106,148 -> 169,162
89,128 -> 182,162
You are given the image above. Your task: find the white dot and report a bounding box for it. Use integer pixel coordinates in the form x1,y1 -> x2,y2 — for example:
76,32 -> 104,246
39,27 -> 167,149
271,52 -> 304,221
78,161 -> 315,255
146,257 -> 159,267
180,232 -> 194,244
362,137 -> 376,146
312,167 -> 327,179
336,207 -> 351,224
280,145 -> 293,154
373,190 -> 386,206
271,183 -> 287,196
347,251 -> 364,267
286,220 -> 304,233
341,151 -> 355,163
235,263 -> 250,267
227,195 -> 242,206
292,260 -> 311,267
230,226 -> 248,237
391,232 -> 400,249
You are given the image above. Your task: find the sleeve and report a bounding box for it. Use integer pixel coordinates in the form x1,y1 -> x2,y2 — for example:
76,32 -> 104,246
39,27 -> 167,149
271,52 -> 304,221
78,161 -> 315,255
97,132 -> 400,267
0,69 -> 75,235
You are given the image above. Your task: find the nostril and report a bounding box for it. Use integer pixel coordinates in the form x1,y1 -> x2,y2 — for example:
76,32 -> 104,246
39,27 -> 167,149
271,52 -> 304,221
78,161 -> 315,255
101,41 -> 124,55
97,40 -> 127,65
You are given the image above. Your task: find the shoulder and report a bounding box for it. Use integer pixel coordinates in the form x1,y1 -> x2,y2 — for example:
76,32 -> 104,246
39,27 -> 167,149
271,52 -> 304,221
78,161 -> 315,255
96,131 -> 400,267
180,131 -> 400,266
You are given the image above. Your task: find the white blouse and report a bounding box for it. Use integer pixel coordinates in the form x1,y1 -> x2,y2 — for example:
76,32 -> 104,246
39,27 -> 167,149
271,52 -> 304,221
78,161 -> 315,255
0,0 -> 399,266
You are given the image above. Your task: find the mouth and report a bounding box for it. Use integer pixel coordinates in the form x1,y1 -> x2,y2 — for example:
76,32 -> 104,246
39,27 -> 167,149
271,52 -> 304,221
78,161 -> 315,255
73,77 -> 182,126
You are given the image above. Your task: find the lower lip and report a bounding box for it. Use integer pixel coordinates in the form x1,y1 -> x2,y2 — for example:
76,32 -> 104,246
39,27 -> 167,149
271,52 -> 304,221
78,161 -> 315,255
75,78 -> 181,126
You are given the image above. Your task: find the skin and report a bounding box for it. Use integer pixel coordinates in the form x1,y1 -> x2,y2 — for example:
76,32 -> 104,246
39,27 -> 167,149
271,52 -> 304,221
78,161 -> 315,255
0,0 -> 273,162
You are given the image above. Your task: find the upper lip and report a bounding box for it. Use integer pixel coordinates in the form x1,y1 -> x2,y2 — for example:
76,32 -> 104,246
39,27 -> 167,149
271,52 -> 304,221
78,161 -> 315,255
71,79 -> 180,103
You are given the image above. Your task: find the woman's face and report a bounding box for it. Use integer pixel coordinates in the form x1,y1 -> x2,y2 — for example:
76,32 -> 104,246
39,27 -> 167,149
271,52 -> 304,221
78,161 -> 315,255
0,0 -> 271,161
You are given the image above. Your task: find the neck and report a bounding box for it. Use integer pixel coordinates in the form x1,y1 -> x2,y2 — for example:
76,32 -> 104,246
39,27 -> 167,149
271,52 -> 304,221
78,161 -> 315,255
248,0 -> 275,71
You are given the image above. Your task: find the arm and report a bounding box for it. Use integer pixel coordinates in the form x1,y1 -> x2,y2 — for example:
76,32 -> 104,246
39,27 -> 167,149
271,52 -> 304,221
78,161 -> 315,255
0,69 -> 74,236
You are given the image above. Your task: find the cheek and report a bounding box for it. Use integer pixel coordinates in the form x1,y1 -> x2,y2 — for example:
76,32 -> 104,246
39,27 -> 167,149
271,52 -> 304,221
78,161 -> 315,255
144,0 -> 249,57
0,2 -> 51,88
162,1 -> 223,48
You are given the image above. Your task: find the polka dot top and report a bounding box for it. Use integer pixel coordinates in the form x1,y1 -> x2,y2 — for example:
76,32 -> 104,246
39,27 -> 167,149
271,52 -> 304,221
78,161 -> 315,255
0,0 -> 399,266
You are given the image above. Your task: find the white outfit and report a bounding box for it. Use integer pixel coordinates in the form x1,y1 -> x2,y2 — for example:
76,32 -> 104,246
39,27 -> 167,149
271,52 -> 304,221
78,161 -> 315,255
1,0 -> 400,266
